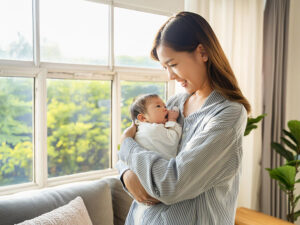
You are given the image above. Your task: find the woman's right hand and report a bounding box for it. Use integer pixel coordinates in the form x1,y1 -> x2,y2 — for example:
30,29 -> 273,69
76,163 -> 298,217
123,170 -> 160,205
120,122 -> 137,144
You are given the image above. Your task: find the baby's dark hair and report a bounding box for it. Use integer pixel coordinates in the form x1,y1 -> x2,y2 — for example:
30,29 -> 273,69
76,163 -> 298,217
130,94 -> 159,122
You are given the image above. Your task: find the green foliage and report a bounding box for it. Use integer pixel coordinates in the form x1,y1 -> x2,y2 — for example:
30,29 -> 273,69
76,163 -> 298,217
0,77 -> 33,185
288,121 -> 300,144
247,117 -> 300,222
0,77 -> 166,186
292,210 -> 300,222
266,166 -> 296,191
244,114 -> 266,136
47,79 -> 111,177
266,120 -> 300,223
271,143 -> 294,161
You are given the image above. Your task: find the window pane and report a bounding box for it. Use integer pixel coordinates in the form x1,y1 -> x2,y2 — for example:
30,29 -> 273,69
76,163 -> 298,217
121,81 -> 166,132
115,8 -> 168,68
0,0 -> 33,61
47,79 -> 111,177
40,0 -> 108,65
0,77 -> 33,186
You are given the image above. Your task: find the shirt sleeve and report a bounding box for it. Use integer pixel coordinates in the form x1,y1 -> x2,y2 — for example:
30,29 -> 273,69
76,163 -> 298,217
115,160 -> 135,198
118,105 -> 247,205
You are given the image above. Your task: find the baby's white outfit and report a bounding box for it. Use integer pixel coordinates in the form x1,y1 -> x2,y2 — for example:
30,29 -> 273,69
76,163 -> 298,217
133,120 -> 182,225
134,121 -> 182,159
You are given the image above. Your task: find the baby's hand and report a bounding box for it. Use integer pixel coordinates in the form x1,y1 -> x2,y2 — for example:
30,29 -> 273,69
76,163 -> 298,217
168,109 -> 179,122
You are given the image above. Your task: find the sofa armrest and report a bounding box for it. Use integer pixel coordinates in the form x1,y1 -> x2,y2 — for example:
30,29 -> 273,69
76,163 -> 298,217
105,177 -> 133,225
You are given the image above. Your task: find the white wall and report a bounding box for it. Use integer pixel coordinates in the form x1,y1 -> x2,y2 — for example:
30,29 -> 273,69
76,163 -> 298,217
286,0 -> 300,224
286,0 -> 300,122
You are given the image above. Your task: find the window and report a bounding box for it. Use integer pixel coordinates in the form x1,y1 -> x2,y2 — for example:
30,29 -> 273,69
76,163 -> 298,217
40,0 -> 109,65
0,77 -> 34,186
0,0 -> 33,61
0,0 -> 176,193
47,79 -> 111,177
114,8 -> 167,68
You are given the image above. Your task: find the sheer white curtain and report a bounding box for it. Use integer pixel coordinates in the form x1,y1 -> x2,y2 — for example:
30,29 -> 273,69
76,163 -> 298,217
184,0 -> 264,210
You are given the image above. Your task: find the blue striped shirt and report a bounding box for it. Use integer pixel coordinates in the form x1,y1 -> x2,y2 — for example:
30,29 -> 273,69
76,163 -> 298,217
117,90 -> 247,225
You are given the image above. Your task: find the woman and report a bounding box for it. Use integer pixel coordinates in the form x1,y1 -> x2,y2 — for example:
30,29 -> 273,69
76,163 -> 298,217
116,11 -> 250,225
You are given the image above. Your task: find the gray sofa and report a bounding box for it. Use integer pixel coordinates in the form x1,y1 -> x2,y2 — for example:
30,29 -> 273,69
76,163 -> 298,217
0,176 -> 133,225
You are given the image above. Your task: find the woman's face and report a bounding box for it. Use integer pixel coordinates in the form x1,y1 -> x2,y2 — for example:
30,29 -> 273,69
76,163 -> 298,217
156,44 -> 210,94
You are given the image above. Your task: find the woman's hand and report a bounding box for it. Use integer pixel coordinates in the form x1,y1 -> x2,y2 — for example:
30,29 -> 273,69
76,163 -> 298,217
123,170 -> 160,205
121,122 -> 160,205
121,122 -> 137,144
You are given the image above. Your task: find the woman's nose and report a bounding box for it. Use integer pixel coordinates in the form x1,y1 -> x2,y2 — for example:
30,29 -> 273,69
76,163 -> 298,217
167,68 -> 177,80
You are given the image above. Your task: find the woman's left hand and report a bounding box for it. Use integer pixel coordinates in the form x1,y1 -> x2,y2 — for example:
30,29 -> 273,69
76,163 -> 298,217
121,122 -> 137,143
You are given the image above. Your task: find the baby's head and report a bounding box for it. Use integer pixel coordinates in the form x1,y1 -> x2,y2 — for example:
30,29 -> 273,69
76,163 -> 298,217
130,94 -> 168,124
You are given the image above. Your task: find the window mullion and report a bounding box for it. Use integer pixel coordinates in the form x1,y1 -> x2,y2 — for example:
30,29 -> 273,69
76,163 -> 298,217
111,73 -> 121,168
110,2 -> 118,168
167,80 -> 176,100
32,0 -> 40,67
108,2 -> 114,70
34,69 -> 48,188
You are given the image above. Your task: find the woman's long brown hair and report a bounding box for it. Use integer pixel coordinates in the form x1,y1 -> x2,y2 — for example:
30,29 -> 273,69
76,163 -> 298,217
151,11 -> 251,114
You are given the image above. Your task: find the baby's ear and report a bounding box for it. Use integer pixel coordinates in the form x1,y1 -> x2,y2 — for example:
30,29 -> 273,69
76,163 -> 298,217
137,113 -> 146,122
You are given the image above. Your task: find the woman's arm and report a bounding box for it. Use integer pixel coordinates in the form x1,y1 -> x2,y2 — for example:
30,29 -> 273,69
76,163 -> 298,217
123,170 -> 160,204
117,123 -> 160,205
116,160 -> 159,204
118,104 -> 247,205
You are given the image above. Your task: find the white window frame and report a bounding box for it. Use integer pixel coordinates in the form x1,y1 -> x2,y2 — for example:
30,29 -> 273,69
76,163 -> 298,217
0,0 -> 175,196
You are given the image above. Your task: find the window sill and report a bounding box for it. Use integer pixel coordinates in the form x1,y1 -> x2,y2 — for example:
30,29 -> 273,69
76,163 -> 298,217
0,168 -> 119,196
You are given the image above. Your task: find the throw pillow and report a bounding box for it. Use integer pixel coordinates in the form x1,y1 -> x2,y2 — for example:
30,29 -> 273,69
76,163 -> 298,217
16,196 -> 93,225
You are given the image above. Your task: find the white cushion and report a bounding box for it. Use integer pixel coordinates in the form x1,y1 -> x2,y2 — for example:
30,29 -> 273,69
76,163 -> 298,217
16,196 -> 93,225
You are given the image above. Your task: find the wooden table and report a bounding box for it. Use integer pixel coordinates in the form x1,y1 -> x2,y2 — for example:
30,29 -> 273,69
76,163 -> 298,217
235,207 -> 294,225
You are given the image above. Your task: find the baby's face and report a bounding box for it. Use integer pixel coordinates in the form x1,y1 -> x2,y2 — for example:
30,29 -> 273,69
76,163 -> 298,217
144,97 -> 168,124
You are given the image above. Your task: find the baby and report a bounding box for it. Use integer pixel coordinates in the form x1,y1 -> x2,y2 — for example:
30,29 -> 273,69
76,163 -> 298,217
129,94 -> 182,225
130,93 -> 182,160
